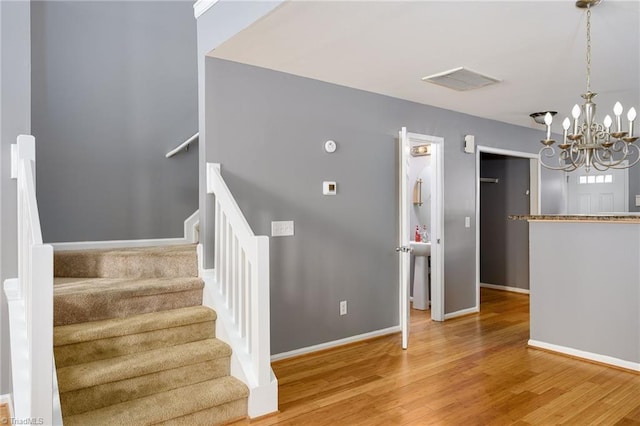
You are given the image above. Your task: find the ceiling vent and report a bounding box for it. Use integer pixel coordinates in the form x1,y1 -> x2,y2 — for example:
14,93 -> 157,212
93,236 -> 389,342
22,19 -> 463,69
421,67 -> 501,91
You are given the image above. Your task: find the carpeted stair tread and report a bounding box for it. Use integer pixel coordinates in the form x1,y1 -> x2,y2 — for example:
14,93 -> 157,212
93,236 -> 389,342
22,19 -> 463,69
54,244 -> 251,424
55,305 -> 216,346
62,376 -> 249,426
54,277 -> 204,326
54,276 -> 203,296
54,307 -> 216,367
60,357 -> 231,416
54,244 -> 198,279
57,339 -> 231,393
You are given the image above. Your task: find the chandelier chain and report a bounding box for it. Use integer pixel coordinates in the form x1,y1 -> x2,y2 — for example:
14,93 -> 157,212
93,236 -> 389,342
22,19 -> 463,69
586,6 -> 592,93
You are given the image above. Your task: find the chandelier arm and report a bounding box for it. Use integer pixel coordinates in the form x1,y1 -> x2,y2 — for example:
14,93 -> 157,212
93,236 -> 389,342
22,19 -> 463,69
608,144 -> 640,169
538,146 -> 579,171
568,142 -> 587,170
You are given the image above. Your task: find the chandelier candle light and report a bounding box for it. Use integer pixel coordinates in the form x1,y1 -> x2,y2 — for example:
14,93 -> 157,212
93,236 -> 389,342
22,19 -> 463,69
537,0 -> 639,172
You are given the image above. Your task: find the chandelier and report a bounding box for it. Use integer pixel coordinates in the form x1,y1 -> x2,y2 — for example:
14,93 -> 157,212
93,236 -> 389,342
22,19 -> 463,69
537,0 -> 638,172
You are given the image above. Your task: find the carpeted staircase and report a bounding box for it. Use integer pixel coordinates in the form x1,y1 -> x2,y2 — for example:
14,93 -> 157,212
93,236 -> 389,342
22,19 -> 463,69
53,244 -> 248,425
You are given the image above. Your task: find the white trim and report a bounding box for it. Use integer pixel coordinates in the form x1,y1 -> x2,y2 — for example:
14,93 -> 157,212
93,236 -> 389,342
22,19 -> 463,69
193,0 -> 219,19
51,238 -> 190,251
476,146 -> 540,314
480,282 -> 530,295
271,326 -> 401,362
443,306 -> 479,320
478,146 -> 539,160
183,210 -> 200,244
405,131 -> 445,323
51,211 -> 199,251
528,339 -> 640,372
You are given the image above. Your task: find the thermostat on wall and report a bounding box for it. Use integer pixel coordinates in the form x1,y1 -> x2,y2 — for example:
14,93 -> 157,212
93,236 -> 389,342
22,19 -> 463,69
323,181 -> 337,195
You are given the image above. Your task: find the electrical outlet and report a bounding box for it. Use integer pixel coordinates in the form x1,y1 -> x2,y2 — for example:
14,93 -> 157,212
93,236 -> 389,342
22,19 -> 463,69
340,300 -> 347,316
271,221 -> 294,237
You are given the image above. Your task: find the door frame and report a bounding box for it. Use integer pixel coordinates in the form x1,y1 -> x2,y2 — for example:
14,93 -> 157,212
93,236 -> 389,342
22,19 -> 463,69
475,146 -> 540,311
399,129 -> 445,349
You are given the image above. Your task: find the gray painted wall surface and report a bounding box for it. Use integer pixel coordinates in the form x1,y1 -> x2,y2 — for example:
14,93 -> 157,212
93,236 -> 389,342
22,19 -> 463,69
196,0 -> 284,270
629,166 -> 640,213
0,0 -> 31,395
530,221 -> 639,363
480,154 -> 530,290
31,1 -> 198,243
205,58 -> 551,354
540,166 -> 566,215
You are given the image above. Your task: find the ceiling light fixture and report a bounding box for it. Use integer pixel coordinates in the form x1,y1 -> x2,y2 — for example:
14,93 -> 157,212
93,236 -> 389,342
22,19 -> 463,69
411,144 -> 431,157
530,111 -> 557,125
538,0 -> 638,172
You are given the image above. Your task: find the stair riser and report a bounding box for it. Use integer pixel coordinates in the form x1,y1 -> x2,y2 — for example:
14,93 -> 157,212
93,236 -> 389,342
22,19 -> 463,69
55,321 -> 216,367
54,252 -> 198,279
54,290 -> 203,326
159,398 -> 247,426
60,358 -> 230,416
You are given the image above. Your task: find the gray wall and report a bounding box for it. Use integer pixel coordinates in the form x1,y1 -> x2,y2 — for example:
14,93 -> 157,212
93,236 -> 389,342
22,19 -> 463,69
196,0 -> 284,270
540,166 -> 566,215
205,58 -> 551,355
479,154 -> 530,290
0,0 -> 31,396
629,166 -> 640,213
31,1 -> 198,243
530,221 -> 639,363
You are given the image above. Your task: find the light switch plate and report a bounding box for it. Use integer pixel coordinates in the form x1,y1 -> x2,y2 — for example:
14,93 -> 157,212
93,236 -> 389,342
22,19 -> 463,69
465,216 -> 471,228
272,221 -> 294,237
636,195 -> 640,207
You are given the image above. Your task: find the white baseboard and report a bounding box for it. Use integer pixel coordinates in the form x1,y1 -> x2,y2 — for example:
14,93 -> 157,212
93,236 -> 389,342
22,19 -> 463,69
51,211 -> 199,251
481,282 -> 530,295
444,306 -> 479,320
528,339 -> 640,372
51,238 -> 190,251
271,326 -> 401,362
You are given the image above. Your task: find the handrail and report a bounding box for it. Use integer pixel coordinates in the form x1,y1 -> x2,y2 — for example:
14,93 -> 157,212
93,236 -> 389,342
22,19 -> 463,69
166,132 -> 198,158
3,135 -> 55,424
206,163 -> 276,416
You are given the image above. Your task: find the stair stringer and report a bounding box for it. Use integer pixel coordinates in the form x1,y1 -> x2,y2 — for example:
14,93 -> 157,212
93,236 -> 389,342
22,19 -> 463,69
198,245 -> 278,419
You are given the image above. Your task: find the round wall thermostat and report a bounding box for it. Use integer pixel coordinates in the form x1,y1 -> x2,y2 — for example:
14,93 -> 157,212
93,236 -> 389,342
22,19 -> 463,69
324,140 -> 337,153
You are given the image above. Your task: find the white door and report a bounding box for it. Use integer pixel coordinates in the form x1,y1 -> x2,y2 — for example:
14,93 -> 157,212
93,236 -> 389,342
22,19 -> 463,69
566,167 -> 628,214
398,127 -> 411,349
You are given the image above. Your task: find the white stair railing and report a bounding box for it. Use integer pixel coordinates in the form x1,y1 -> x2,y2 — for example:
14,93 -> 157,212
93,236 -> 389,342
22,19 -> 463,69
205,163 -> 277,418
3,135 -> 56,425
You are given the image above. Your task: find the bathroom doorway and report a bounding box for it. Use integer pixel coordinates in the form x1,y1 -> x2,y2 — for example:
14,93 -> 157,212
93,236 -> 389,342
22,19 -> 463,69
475,146 -> 540,310
398,128 -> 444,349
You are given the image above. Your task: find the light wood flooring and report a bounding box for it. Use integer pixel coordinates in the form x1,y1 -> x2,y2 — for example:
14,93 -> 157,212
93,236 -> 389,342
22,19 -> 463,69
240,288 -> 640,425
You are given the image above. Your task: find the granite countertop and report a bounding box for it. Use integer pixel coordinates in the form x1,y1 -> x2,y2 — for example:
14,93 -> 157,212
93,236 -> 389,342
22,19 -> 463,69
509,214 -> 640,223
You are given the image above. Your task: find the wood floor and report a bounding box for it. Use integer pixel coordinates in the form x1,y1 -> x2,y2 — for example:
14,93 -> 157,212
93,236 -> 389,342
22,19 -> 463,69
240,288 -> 640,425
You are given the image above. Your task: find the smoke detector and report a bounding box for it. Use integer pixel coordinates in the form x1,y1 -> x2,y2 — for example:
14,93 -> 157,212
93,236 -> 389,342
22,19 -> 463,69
422,67 -> 501,91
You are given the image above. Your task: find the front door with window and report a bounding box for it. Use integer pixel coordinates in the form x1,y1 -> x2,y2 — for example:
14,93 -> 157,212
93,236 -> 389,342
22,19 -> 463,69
566,167 -> 628,214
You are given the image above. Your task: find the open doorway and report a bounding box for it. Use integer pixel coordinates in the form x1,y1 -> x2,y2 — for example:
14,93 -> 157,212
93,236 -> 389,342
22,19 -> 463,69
475,147 -> 540,310
398,128 -> 444,349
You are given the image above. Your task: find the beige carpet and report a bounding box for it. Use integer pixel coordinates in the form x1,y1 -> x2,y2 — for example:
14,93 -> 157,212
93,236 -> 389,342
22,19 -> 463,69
54,244 -> 248,425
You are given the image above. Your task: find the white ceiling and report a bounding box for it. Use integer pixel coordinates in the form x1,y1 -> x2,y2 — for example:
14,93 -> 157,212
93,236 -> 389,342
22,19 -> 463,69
210,0 -> 640,132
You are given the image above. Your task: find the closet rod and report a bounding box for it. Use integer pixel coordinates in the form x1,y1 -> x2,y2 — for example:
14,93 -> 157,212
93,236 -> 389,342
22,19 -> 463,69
480,177 -> 499,184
